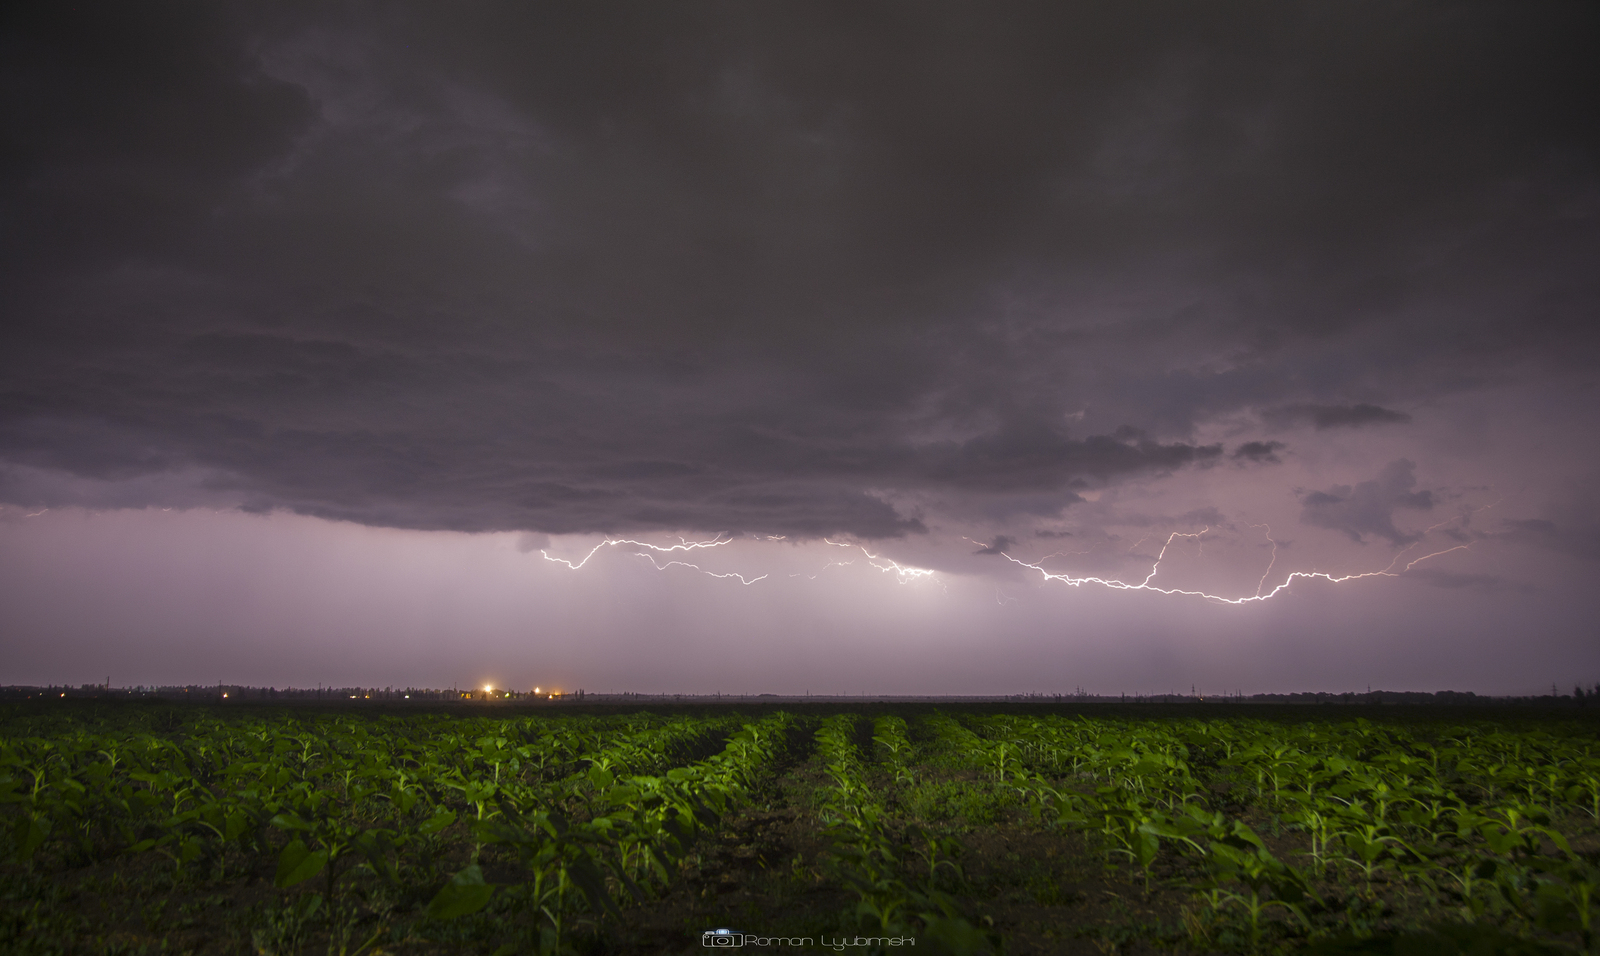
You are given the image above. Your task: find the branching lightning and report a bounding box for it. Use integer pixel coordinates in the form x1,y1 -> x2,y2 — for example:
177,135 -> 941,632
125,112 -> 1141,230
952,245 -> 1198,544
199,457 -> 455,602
1250,523 -> 1278,598
534,502 -> 1492,602
789,558 -> 853,580
632,553 -> 768,585
540,535 -> 732,571
539,532 -> 939,587
1002,509 -> 1484,605
823,538 -> 938,583
541,534 -> 771,584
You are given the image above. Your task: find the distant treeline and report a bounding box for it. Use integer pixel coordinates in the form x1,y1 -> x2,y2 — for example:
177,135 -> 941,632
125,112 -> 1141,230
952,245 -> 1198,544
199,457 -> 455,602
0,685 -> 584,702
2,684 -> 1598,706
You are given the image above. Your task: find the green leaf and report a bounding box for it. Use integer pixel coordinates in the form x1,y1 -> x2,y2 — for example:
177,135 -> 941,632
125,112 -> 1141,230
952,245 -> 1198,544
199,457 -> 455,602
275,839 -> 329,888
297,893 -> 324,921
426,865 -> 494,920
1133,828 -> 1159,867
224,809 -> 252,842
12,814 -> 49,863
417,809 -> 456,835
1229,820 -> 1268,851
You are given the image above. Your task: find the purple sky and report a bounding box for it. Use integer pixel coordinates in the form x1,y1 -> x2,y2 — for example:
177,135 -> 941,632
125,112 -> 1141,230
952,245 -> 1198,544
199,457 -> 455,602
2,3 -> 1597,695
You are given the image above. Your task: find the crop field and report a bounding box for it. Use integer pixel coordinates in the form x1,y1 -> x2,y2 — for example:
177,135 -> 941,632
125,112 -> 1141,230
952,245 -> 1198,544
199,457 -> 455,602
2,702 -> 1598,955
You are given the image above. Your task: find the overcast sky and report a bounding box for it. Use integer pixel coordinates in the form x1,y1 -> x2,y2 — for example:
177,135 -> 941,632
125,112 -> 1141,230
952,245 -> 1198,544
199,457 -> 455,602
3,2 -> 1597,694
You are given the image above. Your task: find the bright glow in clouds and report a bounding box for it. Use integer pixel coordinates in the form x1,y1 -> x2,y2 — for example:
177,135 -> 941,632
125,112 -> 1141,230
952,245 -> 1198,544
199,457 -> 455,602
1,498 -> 1595,697
537,535 -> 938,587
541,536 -> 770,585
533,507 -> 1480,606
825,540 -> 940,584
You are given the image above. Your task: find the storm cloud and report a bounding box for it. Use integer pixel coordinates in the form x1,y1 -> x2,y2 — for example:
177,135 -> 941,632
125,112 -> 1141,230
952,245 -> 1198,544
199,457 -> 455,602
1299,460 -> 1436,546
1264,404 -> 1413,431
4,2 -> 1600,697
1,1 -> 1597,544
1232,441 -> 1286,463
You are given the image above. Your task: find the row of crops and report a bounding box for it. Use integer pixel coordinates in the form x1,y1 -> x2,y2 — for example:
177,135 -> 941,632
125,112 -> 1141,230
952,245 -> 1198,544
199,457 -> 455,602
2,702 -> 1598,954
0,704 -> 796,954
983,713 -> 1600,953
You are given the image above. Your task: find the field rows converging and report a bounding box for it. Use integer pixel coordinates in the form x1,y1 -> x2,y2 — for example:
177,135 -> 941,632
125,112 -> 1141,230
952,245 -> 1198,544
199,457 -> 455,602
2,702 -> 1598,954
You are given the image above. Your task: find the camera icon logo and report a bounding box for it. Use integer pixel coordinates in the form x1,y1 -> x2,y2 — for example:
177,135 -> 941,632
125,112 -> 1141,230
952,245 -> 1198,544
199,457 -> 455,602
702,928 -> 744,947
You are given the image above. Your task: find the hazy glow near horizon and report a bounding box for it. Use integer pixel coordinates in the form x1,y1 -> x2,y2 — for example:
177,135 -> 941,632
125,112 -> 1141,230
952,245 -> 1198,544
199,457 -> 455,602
1,500 -> 1593,697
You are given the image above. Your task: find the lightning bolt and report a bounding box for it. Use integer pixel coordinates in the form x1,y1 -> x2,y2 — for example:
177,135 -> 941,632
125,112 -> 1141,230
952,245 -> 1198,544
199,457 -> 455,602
789,558 -> 854,580
1250,523 -> 1278,597
533,500 -> 1491,600
1004,509 -> 1483,605
540,534 -> 732,571
540,533 -> 939,587
632,553 -> 768,585
541,534 -> 774,585
824,538 -> 938,583
1039,549 -> 1095,559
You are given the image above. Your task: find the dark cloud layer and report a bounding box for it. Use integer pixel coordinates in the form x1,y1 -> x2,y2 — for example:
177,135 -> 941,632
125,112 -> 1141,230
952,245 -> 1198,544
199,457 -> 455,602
1299,460 -> 1436,546
1264,404 -> 1412,430
1232,441 -> 1285,463
2,2 -> 1597,538
1496,480 -> 1600,561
